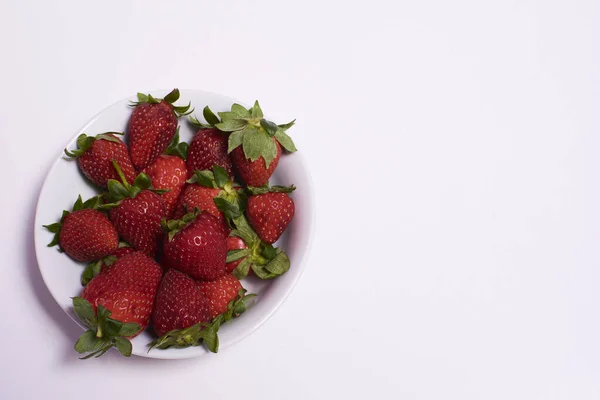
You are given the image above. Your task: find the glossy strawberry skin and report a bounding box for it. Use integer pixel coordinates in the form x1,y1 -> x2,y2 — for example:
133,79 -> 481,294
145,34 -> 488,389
197,274 -> 242,319
82,252 -> 162,332
109,190 -> 166,257
143,155 -> 188,218
247,192 -> 295,244
187,128 -> 234,178
128,101 -> 178,170
77,135 -> 136,188
225,236 -> 248,274
152,269 -> 211,337
172,184 -> 222,222
59,209 -> 119,262
231,139 -> 281,187
162,212 -> 227,281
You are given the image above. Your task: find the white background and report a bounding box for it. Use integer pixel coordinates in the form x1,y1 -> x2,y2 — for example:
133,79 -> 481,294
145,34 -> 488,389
1,0 -> 599,399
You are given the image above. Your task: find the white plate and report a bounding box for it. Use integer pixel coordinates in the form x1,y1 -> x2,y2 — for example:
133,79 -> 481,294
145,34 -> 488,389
33,89 -> 315,359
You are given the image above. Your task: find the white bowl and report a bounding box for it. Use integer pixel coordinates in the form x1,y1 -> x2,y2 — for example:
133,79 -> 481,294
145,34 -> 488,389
33,89 -> 315,359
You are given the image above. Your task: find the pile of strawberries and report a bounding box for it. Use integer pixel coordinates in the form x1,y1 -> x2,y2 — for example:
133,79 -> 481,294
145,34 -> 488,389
43,89 -> 298,359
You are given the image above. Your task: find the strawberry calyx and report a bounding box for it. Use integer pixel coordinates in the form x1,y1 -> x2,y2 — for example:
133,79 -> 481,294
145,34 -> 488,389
43,194 -> 104,249
161,207 -> 201,241
102,161 -> 168,207
187,165 -> 247,221
129,88 -> 194,118
191,101 -> 297,167
72,297 -> 141,359
64,132 -> 124,158
163,127 -> 189,160
246,184 -> 296,195
147,288 -> 256,353
227,214 -> 291,279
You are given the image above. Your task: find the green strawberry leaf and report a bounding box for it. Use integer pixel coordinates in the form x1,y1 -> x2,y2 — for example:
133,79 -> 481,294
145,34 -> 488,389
81,260 -> 102,286
227,128 -> 245,153
203,106 -> 221,126
274,129 -> 298,152
213,197 -> 242,219
74,330 -> 102,354
232,103 -> 251,118
163,88 -> 180,104
262,135 -> 278,168
114,337 -> 133,357
212,165 -> 229,188
218,111 -> 244,122
215,119 -> 247,132
242,127 -> 267,162
264,250 -> 290,275
232,257 -> 252,279
278,119 -> 296,130
119,323 -> 141,337
260,119 -> 279,137
251,100 -> 264,118
226,249 -> 250,263
72,297 -> 96,328
187,169 -> 217,188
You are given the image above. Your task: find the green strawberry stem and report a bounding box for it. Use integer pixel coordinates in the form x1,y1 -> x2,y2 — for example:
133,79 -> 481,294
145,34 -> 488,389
147,289 -> 256,353
72,297 -> 141,359
161,207 -> 201,241
102,161 -> 167,206
163,127 -> 189,160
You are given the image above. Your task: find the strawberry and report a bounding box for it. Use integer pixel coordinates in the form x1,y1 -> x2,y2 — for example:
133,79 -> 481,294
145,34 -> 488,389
81,245 -> 136,286
64,132 -> 136,188
149,272 -> 255,353
186,116 -> 234,178
225,203 -> 291,280
246,185 -> 295,244
172,166 -> 245,230
231,141 -> 281,187
200,101 -> 297,187
225,236 -> 248,274
105,161 -> 167,257
72,251 -> 162,358
151,269 -> 210,337
197,274 -> 242,319
173,183 -> 221,221
144,155 -> 187,218
162,209 -> 227,281
43,195 -> 118,262
128,88 -> 192,170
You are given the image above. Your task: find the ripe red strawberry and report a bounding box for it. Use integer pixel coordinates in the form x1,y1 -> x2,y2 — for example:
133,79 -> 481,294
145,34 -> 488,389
197,274 -> 242,319
162,210 -> 227,281
172,166 -> 245,236
231,141 -> 281,186
44,195 -> 118,262
173,184 -> 221,221
225,236 -> 248,274
72,251 -> 162,358
144,155 -> 187,217
81,246 -> 137,286
187,128 -> 234,178
64,132 -> 136,188
246,187 -> 295,244
128,88 -> 192,170
105,162 -> 167,257
152,269 -> 210,337
203,101 -> 297,187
